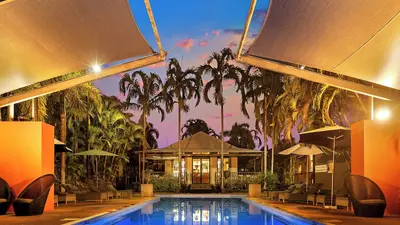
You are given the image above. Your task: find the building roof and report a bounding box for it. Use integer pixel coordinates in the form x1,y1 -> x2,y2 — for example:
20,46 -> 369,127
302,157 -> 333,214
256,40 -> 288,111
238,0 -> 400,100
146,132 -> 262,155
0,0 -> 165,105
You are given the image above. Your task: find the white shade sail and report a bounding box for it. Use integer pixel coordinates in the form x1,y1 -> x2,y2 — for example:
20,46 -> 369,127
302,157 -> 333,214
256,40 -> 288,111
240,0 -> 400,99
279,143 -> 324,156
0,0 -> 154,95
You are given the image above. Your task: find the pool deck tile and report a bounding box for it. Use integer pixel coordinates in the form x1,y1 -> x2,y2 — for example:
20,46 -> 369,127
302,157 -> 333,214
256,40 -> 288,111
247,197 -> 400,225
0,197 -> 156,225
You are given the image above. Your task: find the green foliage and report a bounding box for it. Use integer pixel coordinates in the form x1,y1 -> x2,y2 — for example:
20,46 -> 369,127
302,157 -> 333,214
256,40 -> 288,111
148,175 -> 180,193
181,118 -> 219,139
225,172 -> 279,192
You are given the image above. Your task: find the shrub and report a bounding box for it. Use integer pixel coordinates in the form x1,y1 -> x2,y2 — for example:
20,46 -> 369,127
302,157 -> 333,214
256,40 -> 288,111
148,175 -> 180,193
225,171 -> 279,192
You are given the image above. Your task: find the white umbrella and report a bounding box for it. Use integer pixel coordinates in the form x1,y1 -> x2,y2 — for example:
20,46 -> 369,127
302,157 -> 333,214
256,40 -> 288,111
279,143 -> 324,190
299,125 -> 351,209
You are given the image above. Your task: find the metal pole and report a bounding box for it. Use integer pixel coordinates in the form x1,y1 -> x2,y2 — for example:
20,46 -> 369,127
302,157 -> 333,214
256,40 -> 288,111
331,137 -> 336,207
370,97 -> 374,120
306,155 -> 309,191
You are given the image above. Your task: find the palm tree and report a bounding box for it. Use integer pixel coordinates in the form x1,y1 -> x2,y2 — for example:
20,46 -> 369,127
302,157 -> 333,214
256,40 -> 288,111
181,119 -> 219,139
119,70 -> 165,184
223,122 -> 261,149
240,67 -> 283,178
146,123 -> 159,149
198,48 -> 240,189
163,58 -> 202,188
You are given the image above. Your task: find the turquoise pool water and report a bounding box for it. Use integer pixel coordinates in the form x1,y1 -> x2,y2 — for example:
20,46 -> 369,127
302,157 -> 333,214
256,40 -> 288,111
77,198 -> 321,225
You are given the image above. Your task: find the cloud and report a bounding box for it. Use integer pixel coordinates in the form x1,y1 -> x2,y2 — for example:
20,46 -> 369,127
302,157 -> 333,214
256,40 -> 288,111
212,30 -> 220,36
201,54 -> 209,60
205,32 -> 209,36
253,9 -> 267,20
223,79 -> 236,88
147,61 -> 167,69
198,40 -> 208,47
176,38 -> 195,52
228,41 -> 238,48
223,28 -> 244,35
251,33 -> 259,38
210,113 -> 234,119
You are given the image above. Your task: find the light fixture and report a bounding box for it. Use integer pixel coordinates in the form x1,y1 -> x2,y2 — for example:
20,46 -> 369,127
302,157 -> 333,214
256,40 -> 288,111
91,64 -> 102,73
300,65 -> 305,70
375,108 -> 391,121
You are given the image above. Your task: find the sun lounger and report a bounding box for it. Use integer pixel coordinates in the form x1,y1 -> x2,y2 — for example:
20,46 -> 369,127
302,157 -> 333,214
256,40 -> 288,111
75,181 -> 108,203
279,184 -> 306,203
0,177 -> 14,215
54,195 -> 59,207
345,175 -> 386,217
13,174 -> 55,216
266,184 -> 296,201
306,183 -> 323,205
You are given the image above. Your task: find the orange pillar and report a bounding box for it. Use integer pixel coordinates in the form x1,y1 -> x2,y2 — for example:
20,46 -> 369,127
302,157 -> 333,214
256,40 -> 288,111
0,122 -> 54,212
351,120 -> 400,215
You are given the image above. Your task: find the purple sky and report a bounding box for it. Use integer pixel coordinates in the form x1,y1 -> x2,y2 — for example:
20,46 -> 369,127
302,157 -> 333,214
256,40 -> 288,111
92,0 -> 299,148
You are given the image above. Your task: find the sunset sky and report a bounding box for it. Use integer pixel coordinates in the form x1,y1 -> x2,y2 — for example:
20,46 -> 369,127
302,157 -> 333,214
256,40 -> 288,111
94,0 -> 274,148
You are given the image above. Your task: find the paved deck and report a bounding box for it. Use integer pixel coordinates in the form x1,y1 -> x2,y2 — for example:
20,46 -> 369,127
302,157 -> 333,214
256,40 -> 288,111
0,197 -> 156,225
247,197 -> 400,225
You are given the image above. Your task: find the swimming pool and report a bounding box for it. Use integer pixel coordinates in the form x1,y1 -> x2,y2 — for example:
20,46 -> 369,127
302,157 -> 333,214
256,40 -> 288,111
75,198 -> 322,225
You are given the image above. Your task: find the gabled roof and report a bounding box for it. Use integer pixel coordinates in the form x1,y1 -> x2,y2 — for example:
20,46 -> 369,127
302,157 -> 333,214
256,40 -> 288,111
147,132 -> 261,154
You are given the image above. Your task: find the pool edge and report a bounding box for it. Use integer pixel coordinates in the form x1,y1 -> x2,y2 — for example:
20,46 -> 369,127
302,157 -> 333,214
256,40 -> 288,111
62,197 -> 160,225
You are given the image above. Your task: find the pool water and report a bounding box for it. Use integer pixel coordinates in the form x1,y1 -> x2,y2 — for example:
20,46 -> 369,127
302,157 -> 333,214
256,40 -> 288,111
78,198 -> 321,225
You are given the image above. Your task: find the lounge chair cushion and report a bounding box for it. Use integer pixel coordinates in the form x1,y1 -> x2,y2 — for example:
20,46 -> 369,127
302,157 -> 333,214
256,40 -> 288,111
359,199 -> 386,205
89,184 -> 101,192
14,198 -> 34,204
287,185 -> 296,191
0,198 -> 7,203
291,189 -> 302,194
107,184 -> 117,192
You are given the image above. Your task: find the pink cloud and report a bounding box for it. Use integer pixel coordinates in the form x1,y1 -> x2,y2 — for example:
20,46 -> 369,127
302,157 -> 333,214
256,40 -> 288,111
201,54 -> 208,60
223,79 -> 236,88
228,41 -> 238,48
176,38 -> 194,52
198,40 -> 208,47
212,30 -> 220,36
205,32 -> 209,36
210,113 -> 234,119
148,61 -> 167,69
117,92 -> 125,101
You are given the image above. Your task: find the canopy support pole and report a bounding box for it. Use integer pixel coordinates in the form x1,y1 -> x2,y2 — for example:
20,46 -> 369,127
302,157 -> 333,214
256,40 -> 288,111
236,0 -> 257,58
237,55 -> 400,101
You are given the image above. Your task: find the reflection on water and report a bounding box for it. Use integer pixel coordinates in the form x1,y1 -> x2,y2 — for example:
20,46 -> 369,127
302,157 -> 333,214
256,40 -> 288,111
109,198 -> 315,225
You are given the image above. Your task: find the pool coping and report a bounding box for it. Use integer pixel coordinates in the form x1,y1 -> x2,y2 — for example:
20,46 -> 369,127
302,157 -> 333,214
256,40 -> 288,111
63,197 -> 160,225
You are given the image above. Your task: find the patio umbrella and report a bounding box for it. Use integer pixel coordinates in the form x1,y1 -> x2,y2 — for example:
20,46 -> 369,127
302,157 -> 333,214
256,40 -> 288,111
54,139 -> 73,153
74,150 -> 118,187
299,125 -> 351,209
279,143 -> 325,190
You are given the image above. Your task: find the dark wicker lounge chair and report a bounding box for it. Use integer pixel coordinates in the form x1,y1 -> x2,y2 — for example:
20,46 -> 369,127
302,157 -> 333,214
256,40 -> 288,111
13,174 -> 55,216
0,177 -> 14,215
344,175 -> 386,217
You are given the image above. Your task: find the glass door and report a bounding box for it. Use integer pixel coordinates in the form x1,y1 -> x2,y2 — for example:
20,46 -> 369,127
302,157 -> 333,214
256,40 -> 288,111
201,158 -> 210,183
193,159 -> 201,184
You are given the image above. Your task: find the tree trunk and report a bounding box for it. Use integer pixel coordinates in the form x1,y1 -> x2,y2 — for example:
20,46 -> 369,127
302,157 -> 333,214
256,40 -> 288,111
142,113 -> 147,184
60,94 -> 67,193
263,98 -> 268,189
271,123 -> 275,174
178,103 -> 182,190
220,101 -> 224,190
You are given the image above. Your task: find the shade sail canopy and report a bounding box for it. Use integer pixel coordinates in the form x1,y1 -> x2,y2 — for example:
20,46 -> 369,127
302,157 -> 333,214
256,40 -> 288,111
148,132 -> 261,155
54,138 -> 73,153
0,0 -> 154,95
299,125 -> 351,149
279,143 -> 324,156
243,0 -> 400,95
74,150 -> 118,157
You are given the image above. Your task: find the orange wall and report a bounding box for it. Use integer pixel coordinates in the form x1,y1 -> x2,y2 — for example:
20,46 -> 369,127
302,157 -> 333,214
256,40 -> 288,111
0,122 -> 54,212
351,120 -> 400,215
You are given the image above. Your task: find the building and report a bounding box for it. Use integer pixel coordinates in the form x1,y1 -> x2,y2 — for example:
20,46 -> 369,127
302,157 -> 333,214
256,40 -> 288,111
143,132 -> 262,185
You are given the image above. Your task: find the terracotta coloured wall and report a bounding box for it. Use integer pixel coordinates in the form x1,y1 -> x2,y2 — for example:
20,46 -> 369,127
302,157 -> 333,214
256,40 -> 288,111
0,122 -> 54,212
351,120 -> 400,215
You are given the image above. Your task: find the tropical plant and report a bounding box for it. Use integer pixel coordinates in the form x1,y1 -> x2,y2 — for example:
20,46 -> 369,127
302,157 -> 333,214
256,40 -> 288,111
119,70 -> 165,183
163,58 -> 202,187
223,122 -> 261,149
145,122 -> 159,149
181,119 -> 219,139
198,48 -> 241,189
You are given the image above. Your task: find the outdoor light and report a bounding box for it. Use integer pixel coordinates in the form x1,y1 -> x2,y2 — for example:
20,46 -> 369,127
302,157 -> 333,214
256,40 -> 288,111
375,108 -> 391,121
300,65 -> 305,70
91,64 -> 102,73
